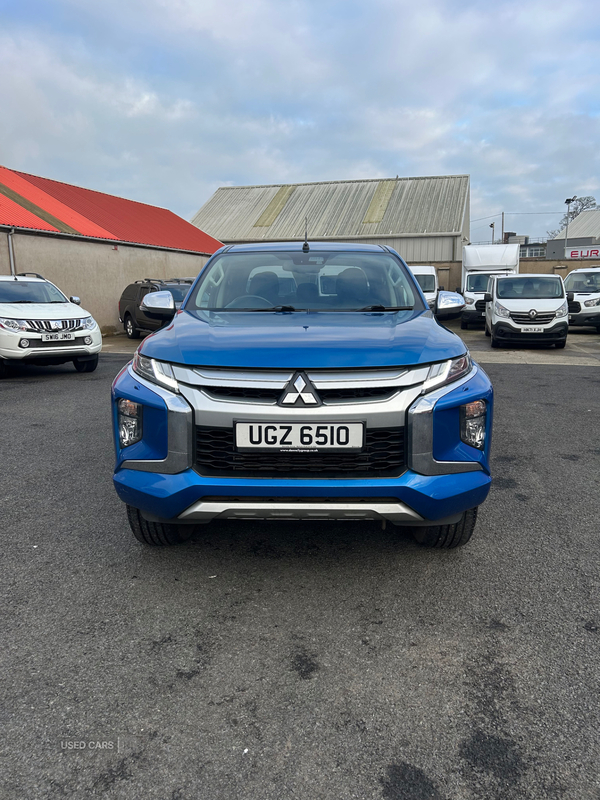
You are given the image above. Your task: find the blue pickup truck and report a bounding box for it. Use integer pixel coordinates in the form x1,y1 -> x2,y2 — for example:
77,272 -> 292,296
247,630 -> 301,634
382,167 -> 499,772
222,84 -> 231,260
111,242 -> 493,548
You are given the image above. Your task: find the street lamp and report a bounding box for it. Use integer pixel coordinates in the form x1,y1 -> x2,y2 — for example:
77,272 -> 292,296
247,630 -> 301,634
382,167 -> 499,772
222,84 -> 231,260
564,196 -> 577,258
489,222 -> 495,243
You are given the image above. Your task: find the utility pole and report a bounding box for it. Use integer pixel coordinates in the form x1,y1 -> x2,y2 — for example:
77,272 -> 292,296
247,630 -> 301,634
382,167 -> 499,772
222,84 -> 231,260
564,196 -> 577,258
501,212 -> 505,243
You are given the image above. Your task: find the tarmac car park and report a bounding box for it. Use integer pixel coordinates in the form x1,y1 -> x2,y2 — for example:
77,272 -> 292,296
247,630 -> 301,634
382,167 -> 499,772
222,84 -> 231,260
0,273 -> 101,377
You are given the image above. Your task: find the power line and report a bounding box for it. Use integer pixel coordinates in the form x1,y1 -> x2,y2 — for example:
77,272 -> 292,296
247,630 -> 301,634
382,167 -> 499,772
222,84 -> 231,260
471,211 -> 563,222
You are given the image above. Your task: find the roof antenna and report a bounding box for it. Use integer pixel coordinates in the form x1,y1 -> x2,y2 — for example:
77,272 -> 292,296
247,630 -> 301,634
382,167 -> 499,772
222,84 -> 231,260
302,217 -> 310,252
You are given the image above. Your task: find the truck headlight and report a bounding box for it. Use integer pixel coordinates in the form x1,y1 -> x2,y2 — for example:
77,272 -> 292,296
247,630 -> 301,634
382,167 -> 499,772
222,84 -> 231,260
555,301 -> 568,318
118,398 -> 143,447
132,352 -> 179,392
465,297 -> 475,305
494,301 -> 510,318
422,353 -> 472,393
0,318 -> 28,332
460,400 -> 487,450
82,316 -> 97,329
584,297 -> 600,307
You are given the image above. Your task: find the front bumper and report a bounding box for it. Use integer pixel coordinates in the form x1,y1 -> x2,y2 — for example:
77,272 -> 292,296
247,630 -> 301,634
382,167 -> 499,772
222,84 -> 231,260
462,307 -> 486,323
112,363 -> 493,526
492,320 -> 568,344
0,328 -> 102,363
568,311 -> 600,328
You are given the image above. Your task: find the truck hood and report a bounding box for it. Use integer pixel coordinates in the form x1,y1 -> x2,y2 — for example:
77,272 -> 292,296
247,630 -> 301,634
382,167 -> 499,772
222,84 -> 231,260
0,302 -> 91,320
140,309 -> 466,369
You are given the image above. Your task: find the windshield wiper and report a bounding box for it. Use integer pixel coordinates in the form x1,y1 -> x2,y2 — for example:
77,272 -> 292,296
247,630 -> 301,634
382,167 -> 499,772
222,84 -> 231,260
250,305 -> 300,312
357,305 -> 414,312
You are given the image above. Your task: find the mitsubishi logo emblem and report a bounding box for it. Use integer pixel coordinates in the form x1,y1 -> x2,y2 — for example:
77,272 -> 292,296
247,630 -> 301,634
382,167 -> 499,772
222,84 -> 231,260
51,320 -> 63,330
528,309 -> 537,319
279,372 -> 321,406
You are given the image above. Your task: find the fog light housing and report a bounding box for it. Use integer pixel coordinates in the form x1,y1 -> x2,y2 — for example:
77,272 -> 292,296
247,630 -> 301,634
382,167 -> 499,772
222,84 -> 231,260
84,336 -> 92,345
118,398 -> 142,447
460,399 -> 487,450
19,339 -> 30,348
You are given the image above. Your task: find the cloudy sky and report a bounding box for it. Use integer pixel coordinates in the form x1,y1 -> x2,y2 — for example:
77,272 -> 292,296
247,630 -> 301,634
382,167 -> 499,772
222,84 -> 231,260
1,0 -> 599,240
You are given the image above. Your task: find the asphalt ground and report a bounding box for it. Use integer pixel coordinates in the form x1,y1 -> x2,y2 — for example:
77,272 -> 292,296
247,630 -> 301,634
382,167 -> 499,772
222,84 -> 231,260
1,350 -> 600,799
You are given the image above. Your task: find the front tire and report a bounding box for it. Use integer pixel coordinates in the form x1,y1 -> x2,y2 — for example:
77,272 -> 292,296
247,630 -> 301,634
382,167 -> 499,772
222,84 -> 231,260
555,339 -> 566,349
73,355 -> 99,373
126,505 -> 195,546
490,331 -> 500,348
460,319 -> 469,330
413,507 -> 478,549
485,324 -> 491,337
125,315 -> 140,339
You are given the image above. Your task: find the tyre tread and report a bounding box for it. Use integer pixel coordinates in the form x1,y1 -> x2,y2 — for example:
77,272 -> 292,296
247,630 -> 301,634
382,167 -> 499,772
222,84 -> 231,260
126,505 -> 193,546
413,507 -> 478,549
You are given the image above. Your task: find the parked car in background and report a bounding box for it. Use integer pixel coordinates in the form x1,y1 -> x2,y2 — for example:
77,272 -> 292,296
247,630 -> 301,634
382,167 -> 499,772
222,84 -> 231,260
564,267 -> 600,333
484,273 -> 569,349
0,273 -> 101,376
460,244 -> 520,329
119,278 -> 196,339
408,265 -> 439,311
112,242 -> 492,550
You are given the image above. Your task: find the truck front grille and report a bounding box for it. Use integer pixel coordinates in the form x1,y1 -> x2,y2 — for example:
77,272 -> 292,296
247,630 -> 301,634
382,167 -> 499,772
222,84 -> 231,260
509,311 -> 555,325
194,425 -> 405,478
475,300 -> 487,312
25,319 -> 83,332
204,386 -> 395,403
568,301 -> 581,314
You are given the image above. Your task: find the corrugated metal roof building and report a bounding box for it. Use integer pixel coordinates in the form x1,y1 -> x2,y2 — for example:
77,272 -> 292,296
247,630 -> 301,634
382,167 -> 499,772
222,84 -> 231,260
546,209 -> 600,259
191,175 -> 470,262
0,165 -> 223,332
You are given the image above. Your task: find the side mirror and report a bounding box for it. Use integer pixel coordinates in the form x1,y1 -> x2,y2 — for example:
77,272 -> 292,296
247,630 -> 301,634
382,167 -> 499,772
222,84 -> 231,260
566,291 -> 574,302
439,285 -> 444,291
70,296 -> 81,305
435,291 -> 466,320
140,290 -> 176,319
484,293 -> 492,303
455,287 -> 461,294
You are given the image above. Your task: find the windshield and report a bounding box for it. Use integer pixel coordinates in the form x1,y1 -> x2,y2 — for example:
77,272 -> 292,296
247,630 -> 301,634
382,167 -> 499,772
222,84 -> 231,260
413,274 -> 436,293
164,285 -> 192,302
466,273 -> 493,292
564,272 -> 600,293
187,251 -> 421,311
0,280 -> 68,304
497,277 -> 564,300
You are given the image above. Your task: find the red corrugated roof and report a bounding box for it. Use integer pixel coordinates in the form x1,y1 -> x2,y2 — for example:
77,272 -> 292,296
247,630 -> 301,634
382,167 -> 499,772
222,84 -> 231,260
0,192 -> 59,232
0,165 -> 223,254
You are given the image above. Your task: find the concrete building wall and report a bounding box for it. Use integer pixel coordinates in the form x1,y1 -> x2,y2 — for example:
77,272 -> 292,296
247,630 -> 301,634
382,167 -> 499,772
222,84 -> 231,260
0,232 -> 209,333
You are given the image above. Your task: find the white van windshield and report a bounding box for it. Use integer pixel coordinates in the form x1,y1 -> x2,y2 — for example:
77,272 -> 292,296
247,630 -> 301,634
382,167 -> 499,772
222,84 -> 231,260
497,277 -> 564,299
413,274 -> 436,293
564,272 -> 600,293
188,251 -> 421,311
466,274 -> 493,292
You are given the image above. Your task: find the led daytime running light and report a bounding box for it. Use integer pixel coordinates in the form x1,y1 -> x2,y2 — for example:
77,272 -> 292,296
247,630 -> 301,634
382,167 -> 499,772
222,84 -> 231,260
132,352 -> 179,392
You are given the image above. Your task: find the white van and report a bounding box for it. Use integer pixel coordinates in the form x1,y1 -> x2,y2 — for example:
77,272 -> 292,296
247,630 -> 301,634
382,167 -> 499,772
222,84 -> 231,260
564,267 -> 600,333
484,273 -> 568,349
408,265 -> 439,310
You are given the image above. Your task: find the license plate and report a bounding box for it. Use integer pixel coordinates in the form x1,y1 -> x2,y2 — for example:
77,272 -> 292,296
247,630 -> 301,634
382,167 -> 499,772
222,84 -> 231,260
235,422 -> 364,451
568,315 -> 573,321
481,311 -> 485,316
520,327 -> 544,334
42,332 -> 74,341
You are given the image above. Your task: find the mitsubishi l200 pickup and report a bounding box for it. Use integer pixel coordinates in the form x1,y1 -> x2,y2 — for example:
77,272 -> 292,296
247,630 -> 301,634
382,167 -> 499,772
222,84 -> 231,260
111,243 -> 493,548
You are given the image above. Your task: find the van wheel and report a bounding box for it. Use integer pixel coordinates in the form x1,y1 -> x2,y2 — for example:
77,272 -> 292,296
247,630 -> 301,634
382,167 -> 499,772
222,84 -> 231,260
74,355 -> 98,373
485,324 -> 491,337
125,315 -> 140,339
413,507 -> 478,549
490,332 -> 500,348
460,319 -> 468,330
126,505 -> 195,546
555,339 -> 566,349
